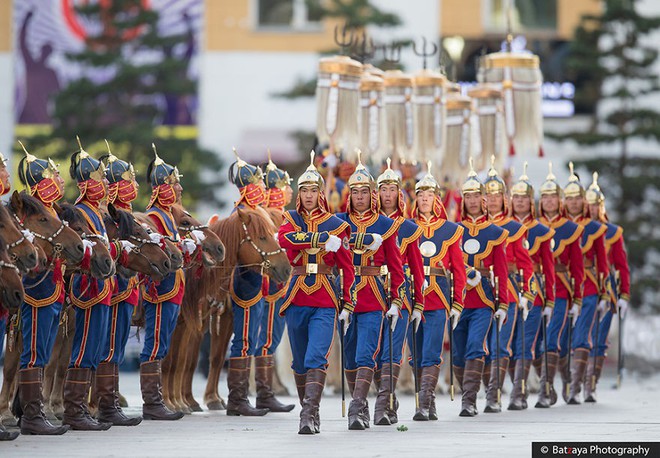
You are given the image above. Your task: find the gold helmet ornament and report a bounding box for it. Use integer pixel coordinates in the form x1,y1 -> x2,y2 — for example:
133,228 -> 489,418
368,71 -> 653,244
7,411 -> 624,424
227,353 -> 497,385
539,161 -> 562,196
511,161 -> 534,197
484,154 -> 506,195
461,157 -> 483,195
347,149 -> 375,190
563,161 -> 584,198
585,171 -> 605,205
376,158 -> 401,188
415,160 -> 440,194
297,150 -> 325,189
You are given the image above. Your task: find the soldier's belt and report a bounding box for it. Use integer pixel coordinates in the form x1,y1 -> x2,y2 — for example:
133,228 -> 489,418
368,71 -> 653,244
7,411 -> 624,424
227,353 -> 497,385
507,262 -> 518,274
555,263 -> 568,273
534,264 -> 542,274
475,267 -> 491,276
584,260 -> 594,269
354,266 -> 388,276
292,264 -> 333,276
424,266 -> 447,277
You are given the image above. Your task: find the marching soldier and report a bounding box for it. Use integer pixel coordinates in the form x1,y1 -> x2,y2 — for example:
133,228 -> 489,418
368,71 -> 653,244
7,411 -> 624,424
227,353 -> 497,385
226,152 -> 270,416
562,164 -> 609,404
584,173 -> 630,402
509,164 -> 555,410
483,159 -> 536,413
455,160 -> 509,417
65,141 -> 114,431
410,165 -> 465,421
536,162 -> 584,408
139,147 -> 186,421
95,149 -> 143,426
254,155 -> 295,413
336,154 -> 406,431
374,159 -> 424,425
278,152 -> 354,434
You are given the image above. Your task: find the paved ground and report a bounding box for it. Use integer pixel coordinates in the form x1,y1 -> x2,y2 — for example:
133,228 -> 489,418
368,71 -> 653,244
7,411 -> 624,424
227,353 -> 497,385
2,372 -> 658,457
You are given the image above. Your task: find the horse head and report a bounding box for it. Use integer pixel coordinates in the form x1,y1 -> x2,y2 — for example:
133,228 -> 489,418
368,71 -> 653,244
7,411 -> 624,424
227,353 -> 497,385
171,204 -> 225,266
134,213 -> 184,272
0,235 -> 25,312
0,202 -> 38,272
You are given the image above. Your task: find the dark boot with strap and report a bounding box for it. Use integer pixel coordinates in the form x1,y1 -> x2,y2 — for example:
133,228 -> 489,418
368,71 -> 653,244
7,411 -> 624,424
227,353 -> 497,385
535,352 -> 558,408
384,364 -> 401,424
294,372 -> 306,405
427,366 -> 439,421
0,423 -> 19,441
413,365 -> 440,421
460,358 -> 484,417
140,361 -> 184,420
226,357 -> 269,416
347,367 -> 373,430
96,362 -> 142,426
482,362 -> 491,390
345,369 -> 357,397
17,367 -> 69,435
374,363 -> 400,425
63,368 -> 112,430
484,356 -> 509,413
559,355 -> 570,404
584,355 -> 605,403
299,369 -> 326,435
567,348 -> 590,404
255,355 -> 295,413
508,359 -> 531,410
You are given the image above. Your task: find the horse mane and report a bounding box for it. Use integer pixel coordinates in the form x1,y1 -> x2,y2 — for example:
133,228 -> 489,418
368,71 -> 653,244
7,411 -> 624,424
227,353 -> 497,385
111,208 -> 135,240
8,192 -> 48,217
58,203 -> 87,227
264,207 -> 284,228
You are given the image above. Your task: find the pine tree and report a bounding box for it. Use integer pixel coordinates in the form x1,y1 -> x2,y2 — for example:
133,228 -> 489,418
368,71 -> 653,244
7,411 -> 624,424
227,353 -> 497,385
19,0 -> 223,210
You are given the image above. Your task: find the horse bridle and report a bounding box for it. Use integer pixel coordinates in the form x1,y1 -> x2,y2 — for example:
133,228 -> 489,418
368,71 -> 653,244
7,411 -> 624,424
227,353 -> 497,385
12,212 -> 67,261
0,258 -> 20,274
239,221 -> 283,274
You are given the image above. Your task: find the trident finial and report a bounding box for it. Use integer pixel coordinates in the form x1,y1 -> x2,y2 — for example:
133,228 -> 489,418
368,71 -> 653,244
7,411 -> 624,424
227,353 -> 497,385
412,36 -> 438,70
334,24 -> 355,56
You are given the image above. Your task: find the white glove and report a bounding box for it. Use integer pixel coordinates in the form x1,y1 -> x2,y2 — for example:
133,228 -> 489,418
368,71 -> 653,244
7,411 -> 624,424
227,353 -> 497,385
365,233 -> 383,251
386,304 -> 399,331
149,232 -> 163,243
273,232 -> 279,242
597,299 -> 609,321
494,309 -> 507,331
616,298 -> 628,319
21,229 -> 35,243
449,308 -> 461,330
324,234 -> 341,253
542,306 -> 553,321
410,309 -> 422,331
119,240 -> 136,253
191,229 -> 206,243
466,269 -> 482,288
181,239 -> 197,255
82,239 -> 96,252
338,309 -> 351,334
569,303 -> 581,326
519,296 -> 529,321
422,279 -> 429,292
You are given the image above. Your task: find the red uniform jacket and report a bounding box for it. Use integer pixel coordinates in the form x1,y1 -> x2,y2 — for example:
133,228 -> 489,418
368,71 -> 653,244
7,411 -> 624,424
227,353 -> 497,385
571,215 -> 609,300
514,215 -> 555,308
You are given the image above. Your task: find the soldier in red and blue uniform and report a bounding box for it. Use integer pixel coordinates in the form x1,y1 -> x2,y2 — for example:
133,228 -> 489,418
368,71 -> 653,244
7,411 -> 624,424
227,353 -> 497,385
95,148 -> 142,426
410,164 -> 465,421
254,154 -> 295,413
584,173 -> 630,403
456,160 -> 509,417
65,140 -> 114,431
278,152 -> 354,434
139,146 -> 186,421
482,159 -> 536,413
336,154 -> 405,431
537,162 -> 585,408
509,163 -> 555,410
226,151 -> 270,417
14,147 -> 73,436
562,164 -> 609,404
373,158 -> 424,426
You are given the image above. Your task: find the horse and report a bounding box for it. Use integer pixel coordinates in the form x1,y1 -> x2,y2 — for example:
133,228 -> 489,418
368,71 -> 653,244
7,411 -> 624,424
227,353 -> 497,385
0,235 -> 25,314
0,203 -> 38,273
165,206 -> 291,412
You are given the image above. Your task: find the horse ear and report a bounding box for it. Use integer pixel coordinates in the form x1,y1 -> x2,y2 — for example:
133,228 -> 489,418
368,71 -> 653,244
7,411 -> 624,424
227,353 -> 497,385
10,191 -> 21,213
236,207 -> 250,224
107,203 -> 120,223
53,202 -> 63,218
207,214 -> 220,226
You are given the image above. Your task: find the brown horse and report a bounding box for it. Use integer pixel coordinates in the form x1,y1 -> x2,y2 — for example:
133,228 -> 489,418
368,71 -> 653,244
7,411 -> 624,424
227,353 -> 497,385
165,206 -> 291,412
0,203 -> 38,274
0,235 -> 25,314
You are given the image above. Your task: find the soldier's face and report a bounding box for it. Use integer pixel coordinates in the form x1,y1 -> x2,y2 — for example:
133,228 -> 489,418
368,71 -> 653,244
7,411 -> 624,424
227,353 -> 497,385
464,192 -> 483,217
485,192 -> 504,215
378,184 -> 399,213
565,195 -> 583,216
0,165 -> 9,191
541,194 -> 559,215
351,186 -> 371,212
173,183 -> 183,201
299,186 -> 319,211
512,194 -> 531,216
588,204 -> 600,219
416,190 -> 434,215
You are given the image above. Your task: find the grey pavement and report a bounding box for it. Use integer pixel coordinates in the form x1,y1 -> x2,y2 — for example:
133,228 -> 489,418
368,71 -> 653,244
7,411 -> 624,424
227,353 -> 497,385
1,372 -> 658,457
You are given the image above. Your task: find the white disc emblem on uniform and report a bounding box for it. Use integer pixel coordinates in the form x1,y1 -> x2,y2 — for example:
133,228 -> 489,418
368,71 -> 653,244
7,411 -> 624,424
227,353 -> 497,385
419,241 -> 437,257
463,238 -> 481,255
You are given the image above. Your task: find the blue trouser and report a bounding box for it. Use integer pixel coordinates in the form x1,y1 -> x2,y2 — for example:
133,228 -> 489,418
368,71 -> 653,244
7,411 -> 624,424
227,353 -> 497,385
512,305 -> 543,361
70,303 -> 110,369
407,309 -> 447,367
376,308 -> 409,367
590,309 -> 613,357
452,307 -> 492,367
485,302 -> 518,364
544,297 -> 568,354
0,316 -> 5,360
100,301 -> 134,365
20,302 -> 62,369
230,299 -> 265,358
139,300 -> 179,363
344,311 -> 383,370
285,305 -> 336,374
256,298 -> 286,356
569,294 -> 598,351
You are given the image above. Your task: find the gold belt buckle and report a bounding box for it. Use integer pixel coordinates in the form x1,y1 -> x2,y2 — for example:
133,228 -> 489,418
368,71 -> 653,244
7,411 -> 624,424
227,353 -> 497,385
306,263 -> 318,275
354,266 -> 360,276
380,265 -> 389,276
424,265 -> 431,276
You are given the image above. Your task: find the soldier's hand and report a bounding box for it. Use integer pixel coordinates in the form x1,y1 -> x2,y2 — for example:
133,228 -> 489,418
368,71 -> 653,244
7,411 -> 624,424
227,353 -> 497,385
338,309 -> 351,334
191,229 -> 206,243
181,238 -> 197,255
466,268 -> 481,287
449,308 -> 461,330
410,309 -> 422,331
569,303 -> 580,326
365,233 -> 383,251
324,234 -> 341,252
542,305 -> 553,321
519,296 -> 529,321
386,304 -> 399,330
119,240 -> 136,253
616,298 -> 628,319
494,309 -> 507,330
597,299 -> 609,321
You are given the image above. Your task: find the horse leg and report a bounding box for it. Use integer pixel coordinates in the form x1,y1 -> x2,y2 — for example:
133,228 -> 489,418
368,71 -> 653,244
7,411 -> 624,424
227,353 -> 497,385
163,321 -> 187,412
182,329 -> 203,411
0,333 -> 22,426
204,313 -> 232,410
172,326 -> 193,412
